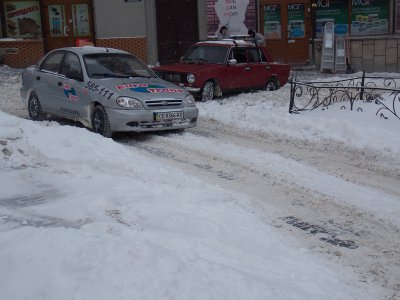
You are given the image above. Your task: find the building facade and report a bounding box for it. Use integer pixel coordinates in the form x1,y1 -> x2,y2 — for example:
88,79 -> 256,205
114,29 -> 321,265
1,0 -> 400,73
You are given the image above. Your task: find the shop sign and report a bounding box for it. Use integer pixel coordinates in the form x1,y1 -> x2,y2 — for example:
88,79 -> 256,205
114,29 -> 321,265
4,1 -> 42,38
75,38 -> 94,47
4,48 -> 19,54
351,0 -> 388,36
315,0 -> 348,37
264,4 -> 281,39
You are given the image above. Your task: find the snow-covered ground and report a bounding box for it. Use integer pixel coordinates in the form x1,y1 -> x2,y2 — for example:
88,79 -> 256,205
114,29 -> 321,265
1,65 -> 399,299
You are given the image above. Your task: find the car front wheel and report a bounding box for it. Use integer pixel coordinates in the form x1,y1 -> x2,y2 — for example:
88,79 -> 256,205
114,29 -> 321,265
28,94 -> 44,121
265,78 -> 279,91
201,81 -> 215,102
92,106 -> 113,138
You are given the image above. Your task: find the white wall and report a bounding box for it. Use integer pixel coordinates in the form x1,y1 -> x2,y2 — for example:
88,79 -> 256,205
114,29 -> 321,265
93,0 -> 146,38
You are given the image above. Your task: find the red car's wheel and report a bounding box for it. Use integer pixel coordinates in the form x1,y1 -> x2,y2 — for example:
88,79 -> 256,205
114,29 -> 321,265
265,79 -> 279,91
201,81 -> 215,102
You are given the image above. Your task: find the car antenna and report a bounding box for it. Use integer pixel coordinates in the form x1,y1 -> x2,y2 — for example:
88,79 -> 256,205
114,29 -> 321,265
233,40 -> 238,47
105,48 -> 110,52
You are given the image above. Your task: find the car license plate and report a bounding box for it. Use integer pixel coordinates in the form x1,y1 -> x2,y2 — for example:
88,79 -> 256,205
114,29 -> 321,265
155,111 -> 183,121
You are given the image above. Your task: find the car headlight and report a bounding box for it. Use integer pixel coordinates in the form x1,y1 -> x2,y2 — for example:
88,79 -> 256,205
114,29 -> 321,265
184,94 -> 196,107
187,73 -> 195,83
116,97 -> 143,109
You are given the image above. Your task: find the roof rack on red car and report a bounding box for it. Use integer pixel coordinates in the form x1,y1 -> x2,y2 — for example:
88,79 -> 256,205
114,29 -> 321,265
199,39 -> 255,47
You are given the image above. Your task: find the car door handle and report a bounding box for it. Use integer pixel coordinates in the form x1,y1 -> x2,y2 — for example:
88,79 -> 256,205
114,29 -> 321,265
58,82 -> 62,86
244,67 -> 251,71
36,76 -> 40,80
265,65 -> 271,70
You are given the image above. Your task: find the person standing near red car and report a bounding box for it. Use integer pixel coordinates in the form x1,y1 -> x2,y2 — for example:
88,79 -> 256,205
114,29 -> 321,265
248,29 -> 266,47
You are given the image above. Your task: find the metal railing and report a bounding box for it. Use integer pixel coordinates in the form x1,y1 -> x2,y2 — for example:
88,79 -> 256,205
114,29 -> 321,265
289,71 -> 400,121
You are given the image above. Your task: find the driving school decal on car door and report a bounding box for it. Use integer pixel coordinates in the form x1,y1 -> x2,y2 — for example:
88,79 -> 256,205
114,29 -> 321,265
115,83 -> 184,93
62,83 -> 79,102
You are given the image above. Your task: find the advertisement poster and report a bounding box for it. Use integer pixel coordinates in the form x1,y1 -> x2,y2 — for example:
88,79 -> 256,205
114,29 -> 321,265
4,1 -> 42,38
213,0 -> 250,36
315,0 -> 348,37
351,0 -> 388,36
207,0 -> 256,38
48,5 -> 65,37
72,4 -> 89,36
287,3 -> 305,38
264,4 -> 281,39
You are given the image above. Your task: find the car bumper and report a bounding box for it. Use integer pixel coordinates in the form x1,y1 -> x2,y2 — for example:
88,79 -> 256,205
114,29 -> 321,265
184,86 -> 201,93
172,82 -> 201,93
105,107 -> 199,132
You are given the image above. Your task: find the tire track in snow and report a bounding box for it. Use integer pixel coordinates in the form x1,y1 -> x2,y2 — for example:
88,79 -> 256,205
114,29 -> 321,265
117,119 -> 400,298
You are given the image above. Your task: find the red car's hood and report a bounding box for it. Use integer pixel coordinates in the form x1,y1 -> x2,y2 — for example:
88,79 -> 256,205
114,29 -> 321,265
153,63 -> 216,74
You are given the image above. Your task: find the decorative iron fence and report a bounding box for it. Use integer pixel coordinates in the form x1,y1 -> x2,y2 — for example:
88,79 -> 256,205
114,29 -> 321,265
288,71 -> 400,121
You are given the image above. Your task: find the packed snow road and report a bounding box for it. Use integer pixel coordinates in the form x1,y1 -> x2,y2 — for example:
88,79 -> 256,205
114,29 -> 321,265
1,66 -> 399,298
114,117 -> 400,298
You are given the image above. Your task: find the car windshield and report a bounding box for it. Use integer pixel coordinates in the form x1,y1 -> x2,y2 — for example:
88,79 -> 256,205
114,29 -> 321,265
181,46 -> 228,64
83,53 -> 156,78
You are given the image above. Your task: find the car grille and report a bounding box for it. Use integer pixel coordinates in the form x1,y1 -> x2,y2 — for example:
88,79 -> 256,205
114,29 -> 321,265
145,99 -> 183,108
159,72 -> 183,83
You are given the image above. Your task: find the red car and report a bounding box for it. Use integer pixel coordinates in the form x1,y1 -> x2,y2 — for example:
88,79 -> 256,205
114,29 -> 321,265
153,40 -> 291,101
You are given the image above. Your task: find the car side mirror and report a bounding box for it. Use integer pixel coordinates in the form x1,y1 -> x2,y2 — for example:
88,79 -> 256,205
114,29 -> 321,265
66,70 -> 83,81
228,59 -> 237,65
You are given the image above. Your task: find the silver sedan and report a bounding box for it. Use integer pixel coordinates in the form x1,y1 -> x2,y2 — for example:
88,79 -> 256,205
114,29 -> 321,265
20,47 -> 198,137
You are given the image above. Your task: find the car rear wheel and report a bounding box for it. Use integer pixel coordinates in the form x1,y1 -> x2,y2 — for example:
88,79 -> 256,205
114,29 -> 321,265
201,81 -> 215,102
28,94 -> 44,121
265,78 -> 279,91
92,106 -> 113,138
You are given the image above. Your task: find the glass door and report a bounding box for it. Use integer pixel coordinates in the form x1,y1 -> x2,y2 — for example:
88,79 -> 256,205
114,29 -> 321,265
260,0 -> 310,65
43,1 -> 94,52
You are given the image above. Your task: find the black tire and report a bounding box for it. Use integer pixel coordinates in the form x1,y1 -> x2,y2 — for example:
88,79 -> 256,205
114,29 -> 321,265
201,81 -> 215,102
92,106 -> 113,138
265,78 -> 279,91
28,94 -> 44,121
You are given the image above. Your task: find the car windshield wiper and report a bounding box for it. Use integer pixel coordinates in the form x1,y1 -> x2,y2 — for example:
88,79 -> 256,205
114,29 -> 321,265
181,58 -> 194,63
193,58 -> 207,64
90,73 -> 124,78
127,74 -> 152,78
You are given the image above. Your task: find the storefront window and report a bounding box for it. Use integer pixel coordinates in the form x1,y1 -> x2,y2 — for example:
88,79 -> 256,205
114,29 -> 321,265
264,4 -> 281,39
48,5 -> 66,37
315,0 -> 348,38
287,3 -> 305,38
4,1 -> 42,38
72,4 -> 90,36
351,0 -> 388,36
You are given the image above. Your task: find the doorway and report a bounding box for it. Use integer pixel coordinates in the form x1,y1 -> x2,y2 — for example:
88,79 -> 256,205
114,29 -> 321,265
41,0 -> 94,52
260,0 -> 310,64
156,0 -> 199,64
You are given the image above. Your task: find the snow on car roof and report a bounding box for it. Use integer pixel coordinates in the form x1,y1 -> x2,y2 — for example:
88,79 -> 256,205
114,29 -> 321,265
52,46 -> 129,55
